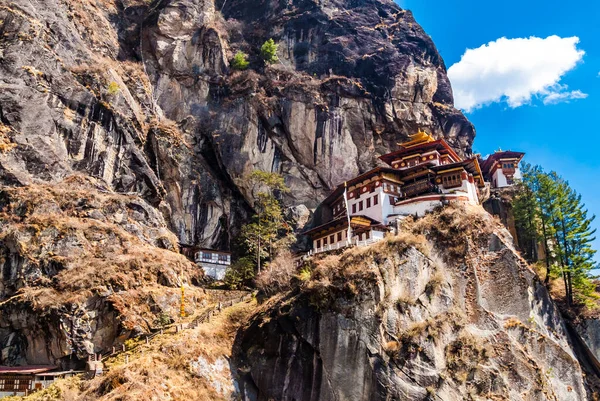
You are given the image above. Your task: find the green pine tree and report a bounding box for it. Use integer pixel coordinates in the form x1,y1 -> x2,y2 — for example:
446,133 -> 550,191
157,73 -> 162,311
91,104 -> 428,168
513,178 -> 539,261
240,170 -> 290,273
514,164 -> 598,305
260,38 -> 279,64
231,51 -> 249,70
548,172 -> 598,305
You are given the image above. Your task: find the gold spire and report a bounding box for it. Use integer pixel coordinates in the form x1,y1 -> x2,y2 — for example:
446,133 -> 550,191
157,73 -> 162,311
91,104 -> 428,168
398,129 -> 435,148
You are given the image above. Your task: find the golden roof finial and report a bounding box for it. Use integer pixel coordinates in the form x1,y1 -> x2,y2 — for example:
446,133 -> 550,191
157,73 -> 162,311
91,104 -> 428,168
398,129 -> 435,148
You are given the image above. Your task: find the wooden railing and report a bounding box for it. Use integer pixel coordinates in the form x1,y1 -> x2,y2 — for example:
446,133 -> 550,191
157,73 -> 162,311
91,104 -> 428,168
401,179 -> 435,198
309,238 -> 381,255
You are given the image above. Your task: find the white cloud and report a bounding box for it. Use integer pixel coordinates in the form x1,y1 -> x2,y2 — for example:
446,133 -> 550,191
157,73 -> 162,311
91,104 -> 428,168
448,36 -> 586,112
542,89 -> 587,105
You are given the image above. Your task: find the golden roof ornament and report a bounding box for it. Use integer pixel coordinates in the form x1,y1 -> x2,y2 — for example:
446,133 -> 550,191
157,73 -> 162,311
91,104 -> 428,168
398,129 -> 435,148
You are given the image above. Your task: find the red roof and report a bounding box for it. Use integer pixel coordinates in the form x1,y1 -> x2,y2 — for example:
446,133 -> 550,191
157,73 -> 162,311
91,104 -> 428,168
379,139 -> 462,166
480,151 -> 525,174
0,366 -> 57,375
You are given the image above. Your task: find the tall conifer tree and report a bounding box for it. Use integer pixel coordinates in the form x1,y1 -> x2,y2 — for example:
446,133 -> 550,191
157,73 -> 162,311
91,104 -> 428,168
514,164 -> 598,305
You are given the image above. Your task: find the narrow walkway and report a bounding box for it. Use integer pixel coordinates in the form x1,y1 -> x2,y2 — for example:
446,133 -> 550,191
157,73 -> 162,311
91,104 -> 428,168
98,290 -> 253,366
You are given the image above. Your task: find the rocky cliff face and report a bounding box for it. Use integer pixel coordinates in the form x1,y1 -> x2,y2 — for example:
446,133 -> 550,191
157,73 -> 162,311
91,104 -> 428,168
236,206 -> 593,400
0,0 -> 474,249
0,176 -> 206,367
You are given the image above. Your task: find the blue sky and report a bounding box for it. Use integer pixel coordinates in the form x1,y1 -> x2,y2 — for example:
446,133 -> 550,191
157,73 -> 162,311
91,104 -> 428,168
398,0 -> 600,259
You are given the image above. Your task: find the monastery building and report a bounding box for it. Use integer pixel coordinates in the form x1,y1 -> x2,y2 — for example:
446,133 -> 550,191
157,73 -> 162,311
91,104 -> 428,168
305,131 -> 524,254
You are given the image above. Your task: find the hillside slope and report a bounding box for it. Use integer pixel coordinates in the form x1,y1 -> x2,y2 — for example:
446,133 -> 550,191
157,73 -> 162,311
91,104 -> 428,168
236,206 -> 593,400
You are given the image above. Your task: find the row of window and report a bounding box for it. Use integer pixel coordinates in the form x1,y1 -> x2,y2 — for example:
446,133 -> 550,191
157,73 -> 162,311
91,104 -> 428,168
316,231 -> 345,248
315,231 -> 371,248
200,252 -> 229,262
441,173 -> 462,188
383,183 -> 400,193
502,163 -> 515,169
393,153 -> 456,169
351,194 -> 379,213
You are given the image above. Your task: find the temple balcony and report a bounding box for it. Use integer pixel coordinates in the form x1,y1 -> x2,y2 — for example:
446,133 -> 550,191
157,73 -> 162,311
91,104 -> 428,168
400,179 -> 437,199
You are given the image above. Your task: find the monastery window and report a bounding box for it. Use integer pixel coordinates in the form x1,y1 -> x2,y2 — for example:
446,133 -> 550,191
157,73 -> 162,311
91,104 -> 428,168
365,231 -> 370,240
359,201 -> 364,211
330,234 -> 335,244
218,254 -> 228,263
442,173 -> 462,188
366,198 -> 371,208
337,232 -> 342,242
358,233 -> 363,241
316,239 -> 321,248
507,177 -> 514,185
202,252 -> 212,260
323,237 -> 328,245
352,204 -> 357,213
373,195 -> 379,205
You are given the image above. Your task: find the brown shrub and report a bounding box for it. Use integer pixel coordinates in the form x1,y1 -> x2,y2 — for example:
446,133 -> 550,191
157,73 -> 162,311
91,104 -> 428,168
255,250 -> 297,296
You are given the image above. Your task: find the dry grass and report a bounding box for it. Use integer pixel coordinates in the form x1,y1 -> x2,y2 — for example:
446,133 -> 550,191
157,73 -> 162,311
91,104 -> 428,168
0,176 -> 202,325
255,249 -> 297,296
7,300 -> 258,401
444,332 -> 490,384
0,122 -> 17,153
407,204 -> 495,261
300,231 -> 430,310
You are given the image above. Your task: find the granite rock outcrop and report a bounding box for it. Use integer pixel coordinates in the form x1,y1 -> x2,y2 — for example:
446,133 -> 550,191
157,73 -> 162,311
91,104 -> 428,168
0,0 -> 474,249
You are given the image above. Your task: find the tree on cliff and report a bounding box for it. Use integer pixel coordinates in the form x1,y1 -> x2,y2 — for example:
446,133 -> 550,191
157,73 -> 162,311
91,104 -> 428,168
260,39 -> 279,64
240,171 -> 290,274
547,172 -> 598,305
515,164 -> 598,305
231,51 -> 249,70
513,168 -> 539,262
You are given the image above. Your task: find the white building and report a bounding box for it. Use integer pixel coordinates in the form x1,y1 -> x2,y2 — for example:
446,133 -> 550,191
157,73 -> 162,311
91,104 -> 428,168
480,151 -> 525,189
195,249 -> 231,280
305,131 -> 486,254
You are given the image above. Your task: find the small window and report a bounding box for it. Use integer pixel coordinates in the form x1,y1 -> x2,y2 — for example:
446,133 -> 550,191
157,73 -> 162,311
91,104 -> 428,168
337,232 -> 342,241
359,201 -> 364,211
323,237 -> 328,245
366,198 -> 371,208
202,252 -> 211,259
330,234 -> 335,244
365,231 -> 370,240
358,233 -> 363,240
373,195 -> 378,205
218,254 -> 228,262
352,204 -> 356,213
316,239 -> 321,248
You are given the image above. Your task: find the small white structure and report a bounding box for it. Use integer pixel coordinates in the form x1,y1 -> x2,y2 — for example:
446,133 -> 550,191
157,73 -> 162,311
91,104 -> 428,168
195,249 -> 231,280
480,151 -> 525,189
